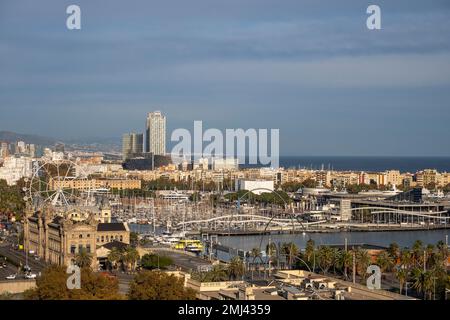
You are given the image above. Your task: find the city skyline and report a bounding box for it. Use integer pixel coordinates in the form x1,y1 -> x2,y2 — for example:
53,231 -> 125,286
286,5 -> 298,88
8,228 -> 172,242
1,0 -> 450,156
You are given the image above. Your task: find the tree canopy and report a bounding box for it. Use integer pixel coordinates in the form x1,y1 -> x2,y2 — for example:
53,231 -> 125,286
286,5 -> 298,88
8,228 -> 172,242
128,271 -> 196,300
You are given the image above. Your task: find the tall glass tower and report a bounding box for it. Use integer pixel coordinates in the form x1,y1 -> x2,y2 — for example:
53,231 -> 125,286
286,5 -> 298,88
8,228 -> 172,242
146,111 -> 166,155
122,133 -> 143,160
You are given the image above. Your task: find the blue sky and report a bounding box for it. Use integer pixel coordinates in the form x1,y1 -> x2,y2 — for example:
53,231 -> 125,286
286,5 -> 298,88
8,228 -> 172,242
1,0 -> 450,156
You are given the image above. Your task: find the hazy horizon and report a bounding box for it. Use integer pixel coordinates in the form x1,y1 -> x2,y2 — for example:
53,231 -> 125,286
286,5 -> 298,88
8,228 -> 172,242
1,0 -> 450,156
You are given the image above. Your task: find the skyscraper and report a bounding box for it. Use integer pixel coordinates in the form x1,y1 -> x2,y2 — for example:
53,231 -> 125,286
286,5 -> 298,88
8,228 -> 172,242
146,111 -> 166,155
122,133 -> 144,160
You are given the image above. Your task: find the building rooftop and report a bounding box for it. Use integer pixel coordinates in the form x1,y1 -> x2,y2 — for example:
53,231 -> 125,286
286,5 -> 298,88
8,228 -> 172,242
97,222 -> 127,232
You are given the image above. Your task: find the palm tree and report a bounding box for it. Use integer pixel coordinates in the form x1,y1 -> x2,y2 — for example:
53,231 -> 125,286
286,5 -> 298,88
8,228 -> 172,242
317,246 -> 334,275
123,247 -> 140,272
249,247 -> 262,278
337,250 -> 353,280
355,249 -> 371,281
304,239 -> 315,265
395,268 -> 408,295
107,247 -> 122,271
281,242 -> 299,269
412,240 -> 424,268
376,251 -> 394,273
411,268 -> 434,299
400,248 -> 413,271
387,243 -> 400,262
227,257 -> 245,281
74,248 -> 93,268
208,265 -> 228,282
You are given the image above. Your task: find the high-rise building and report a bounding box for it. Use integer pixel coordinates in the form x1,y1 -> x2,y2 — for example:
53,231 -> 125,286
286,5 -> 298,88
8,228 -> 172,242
146,111 -> 166,155
122,133 -> 144,160
0,142 -> 9,158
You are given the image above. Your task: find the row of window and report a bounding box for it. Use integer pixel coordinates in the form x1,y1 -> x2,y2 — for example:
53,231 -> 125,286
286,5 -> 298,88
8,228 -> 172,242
72,233 -> 91,239
71,234 -> 123,242
70,244 -> 91,254
97,235 -> 123,242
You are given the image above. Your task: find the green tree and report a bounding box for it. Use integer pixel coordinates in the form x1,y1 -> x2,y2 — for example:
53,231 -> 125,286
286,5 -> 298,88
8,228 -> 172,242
24,265 -> 123,300
123,247 -> 140,271
227,257 -> 245,280
395,268 -> 408,295
74,248 -> 93,268
127,271 -> 196,300
107,247 -> 122,271
140,254 -> 173,270
387,243 -> 400,262
281,242 -> 299,269
376,251 -> 394,273
355,249 -> 371,281
337,250 -> 353,280
317,246 -> 334,274
411,268 -> 434,300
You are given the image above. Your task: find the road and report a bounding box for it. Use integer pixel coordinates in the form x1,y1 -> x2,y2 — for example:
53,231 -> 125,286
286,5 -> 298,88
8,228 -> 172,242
0,243 -> 47,280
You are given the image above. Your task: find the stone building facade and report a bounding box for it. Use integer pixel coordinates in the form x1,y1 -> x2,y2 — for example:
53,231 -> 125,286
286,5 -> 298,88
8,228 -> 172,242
24,205 -> 129,269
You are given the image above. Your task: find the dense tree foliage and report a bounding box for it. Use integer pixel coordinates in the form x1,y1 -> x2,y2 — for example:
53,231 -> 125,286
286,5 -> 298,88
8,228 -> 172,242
24,265 -> 123,300
128,271 -> 196,300
140,254 -> 173,270
0,179 -> 26,221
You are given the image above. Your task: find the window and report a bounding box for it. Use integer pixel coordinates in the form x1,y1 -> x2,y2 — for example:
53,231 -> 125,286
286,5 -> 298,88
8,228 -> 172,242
79,234 -> 83,239
70,245 -> 76,254
78,244 -> 83,253
86,245 -> 91,253
120,235 -> 123,242
87,234 -> 90,238
101,236 -> 104,242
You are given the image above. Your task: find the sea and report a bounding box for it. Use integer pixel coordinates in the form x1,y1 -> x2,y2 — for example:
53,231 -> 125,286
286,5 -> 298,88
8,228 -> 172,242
265,156 -> 450,172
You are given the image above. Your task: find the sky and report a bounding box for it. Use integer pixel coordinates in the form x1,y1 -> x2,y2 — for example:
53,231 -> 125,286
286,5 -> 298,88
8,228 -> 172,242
1,0 -> 450,156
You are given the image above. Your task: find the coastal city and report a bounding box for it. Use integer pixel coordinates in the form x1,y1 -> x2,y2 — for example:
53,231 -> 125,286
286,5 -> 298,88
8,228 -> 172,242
1,1 -> 450,314
0,111 -> 449,301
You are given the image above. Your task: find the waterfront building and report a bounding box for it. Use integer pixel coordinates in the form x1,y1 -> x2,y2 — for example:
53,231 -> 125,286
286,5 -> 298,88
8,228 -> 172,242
235,179 -> 274,195
385,170 -> 402,186
24,206 -> 130,269
146,111 -> 166,155
212,158 -> 238,171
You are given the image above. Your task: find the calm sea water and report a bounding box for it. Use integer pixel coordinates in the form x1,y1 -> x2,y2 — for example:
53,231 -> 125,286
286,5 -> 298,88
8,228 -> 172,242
130,224 -> 449,251
218,229 -> 450,252
243,156 -> 450,172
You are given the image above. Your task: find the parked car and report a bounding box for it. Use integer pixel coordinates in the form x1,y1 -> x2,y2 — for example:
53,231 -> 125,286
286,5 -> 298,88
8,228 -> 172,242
25,273 -> 37,279
6,274 -> 16,280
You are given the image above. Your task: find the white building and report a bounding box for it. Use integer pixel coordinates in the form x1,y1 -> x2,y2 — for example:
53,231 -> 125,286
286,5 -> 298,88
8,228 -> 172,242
0,156 -> 34,185
146,111 -> 166,155
213,158 -> 239,171
235,179 -> 274,195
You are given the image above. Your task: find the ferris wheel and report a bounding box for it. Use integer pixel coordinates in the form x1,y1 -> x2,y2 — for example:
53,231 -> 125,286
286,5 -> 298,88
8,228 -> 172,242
23,159 -> 91,209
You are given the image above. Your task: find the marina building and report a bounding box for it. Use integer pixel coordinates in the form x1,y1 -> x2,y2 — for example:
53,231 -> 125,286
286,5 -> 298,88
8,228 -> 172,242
24,206 -> 130,269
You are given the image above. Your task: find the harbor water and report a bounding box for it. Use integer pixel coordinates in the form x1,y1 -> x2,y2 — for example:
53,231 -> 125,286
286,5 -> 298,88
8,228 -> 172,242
130,223 -> 449,251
